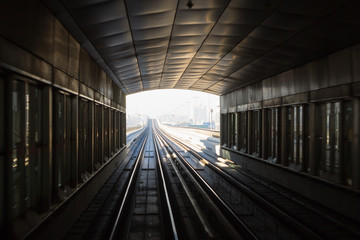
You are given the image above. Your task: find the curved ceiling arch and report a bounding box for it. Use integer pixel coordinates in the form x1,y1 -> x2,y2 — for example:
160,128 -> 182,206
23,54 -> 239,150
44,0 -> 360,95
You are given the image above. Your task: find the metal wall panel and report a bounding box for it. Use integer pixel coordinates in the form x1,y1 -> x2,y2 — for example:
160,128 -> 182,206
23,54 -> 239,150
271,75 -> 282,98
310,84 -> 350,102
263,97 -> 281,108
28,0 -> 55,64
352,82 -> 360,96
248,101 -> 262,110
53,69 -> 79,93
79,83 -> 94,100
328,48 -> 352,86
0,0 -> 55,65
79,48 -> 95,88
220,95 -> 228,109
237,104 -> 248,112
94,92 -> 102,103
112,85 -> 119,104
95,66 -> 106,95
68,35 -> 80,79
282,92 -> 308,105
279,70 -> 295,96
121,91 -> 126,108
236,87 -> 248,105
248,82 -> 263,102
262,78 -> 272,100
294,64 -> 310,93
53,20 -> 69,73
0,37 -> 52,82
353,44 -> 360,82
230,91 -> 237,108
309,58 -> 328,90
106,76 -> 113,100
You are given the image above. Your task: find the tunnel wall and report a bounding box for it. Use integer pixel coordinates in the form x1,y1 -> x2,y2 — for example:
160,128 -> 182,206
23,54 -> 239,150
220,43 -> 360,221
0,0 -> 127,239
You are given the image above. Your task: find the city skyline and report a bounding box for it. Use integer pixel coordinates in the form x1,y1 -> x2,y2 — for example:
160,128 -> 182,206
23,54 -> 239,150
126,89 -> 220,129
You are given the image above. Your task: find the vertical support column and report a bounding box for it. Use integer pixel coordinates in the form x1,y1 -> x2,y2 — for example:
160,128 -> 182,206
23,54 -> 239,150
236,112 -> 240,151
227,113 -> 231,147
101,106 -> 104,162
91,101 -> 95,173
220,114 -> 225,146
247,111 -> 252,154
329,103 -> 335,175
258,110 -> 262,158
4,77 -> 12,226
0,75 -> 4,227
309,103 -> 317,175
281,106 -> 288,166
276,108 -> 282,164
262,108 -> 267,160
71,95 -> 79,187
352,98 -> 360,189
41,86 -> 52,211
123,112 -> 126,146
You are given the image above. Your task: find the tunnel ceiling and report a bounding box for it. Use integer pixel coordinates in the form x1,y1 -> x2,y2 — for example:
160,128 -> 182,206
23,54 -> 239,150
43,0 -> 360,95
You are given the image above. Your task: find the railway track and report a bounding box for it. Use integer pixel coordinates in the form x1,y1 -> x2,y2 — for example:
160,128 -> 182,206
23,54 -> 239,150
109,125 -> 177,240
157,121 -> 360,240
66,119 -> 360,240
67,120 -> 250,239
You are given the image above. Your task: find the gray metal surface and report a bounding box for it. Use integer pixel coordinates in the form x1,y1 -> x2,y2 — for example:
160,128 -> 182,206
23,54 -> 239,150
42,0 -> 360,95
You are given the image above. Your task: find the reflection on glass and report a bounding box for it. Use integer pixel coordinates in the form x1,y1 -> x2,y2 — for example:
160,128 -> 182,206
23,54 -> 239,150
12,80 -> 22,217
234,113 -> 238,149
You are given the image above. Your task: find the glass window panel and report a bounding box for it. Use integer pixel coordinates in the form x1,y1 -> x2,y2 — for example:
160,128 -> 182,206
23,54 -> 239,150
104,107 -> 109,159
269,108 -> 278,162
325,103 -> 331,172
343,100 -> 352,185
0,75 -> 3,225
11,80 -> 24,218
334,102 -> 341,175
94,104 -> 103,166
65,95 -> 72,185
24,84 -> 30,208
55,92 -> 64,190
252,111 -> 261,156
29,85 -> 42,208
234,113 -> 238,150
287,107 -> 293,164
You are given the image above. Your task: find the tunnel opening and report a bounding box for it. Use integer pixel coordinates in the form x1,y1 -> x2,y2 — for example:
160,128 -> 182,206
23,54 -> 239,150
126,89 -> 220,133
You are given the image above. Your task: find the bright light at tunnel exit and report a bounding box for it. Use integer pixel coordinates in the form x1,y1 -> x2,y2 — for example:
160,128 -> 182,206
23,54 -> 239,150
126,89 -> 220,130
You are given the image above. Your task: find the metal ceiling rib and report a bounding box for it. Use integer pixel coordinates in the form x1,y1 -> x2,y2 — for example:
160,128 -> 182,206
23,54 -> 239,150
206,0 -> 358,94
44,0 -> 360,95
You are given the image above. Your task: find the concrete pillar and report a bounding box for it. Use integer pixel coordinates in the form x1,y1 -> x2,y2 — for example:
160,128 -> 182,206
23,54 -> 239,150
353,98 -> 360,189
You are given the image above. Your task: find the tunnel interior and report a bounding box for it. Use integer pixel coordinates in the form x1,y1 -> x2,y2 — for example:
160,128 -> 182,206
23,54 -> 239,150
1,0 -> 360,239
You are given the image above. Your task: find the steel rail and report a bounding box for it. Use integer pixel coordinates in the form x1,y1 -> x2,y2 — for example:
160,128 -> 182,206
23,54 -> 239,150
109,129 -> 148,240
154,125 -> 250,240
153,127 -> 217,239
161,125 -> 323,240
152,124 -> 179,240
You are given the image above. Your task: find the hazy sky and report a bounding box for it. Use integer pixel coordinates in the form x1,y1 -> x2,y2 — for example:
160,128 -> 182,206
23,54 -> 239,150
126,89 -> 219,117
